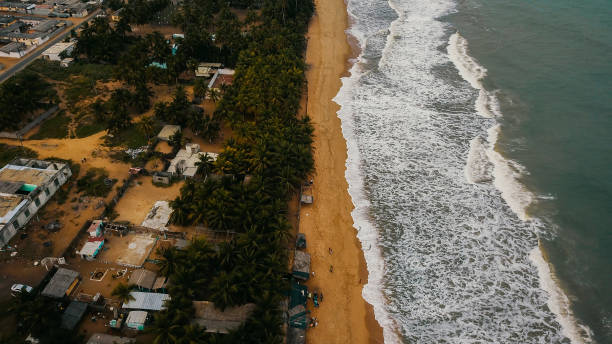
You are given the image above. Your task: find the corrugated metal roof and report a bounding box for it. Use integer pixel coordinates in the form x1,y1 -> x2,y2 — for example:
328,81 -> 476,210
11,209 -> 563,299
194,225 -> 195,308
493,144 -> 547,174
61,301 -> 87,330
41,268 -> 79,298
122,292 -> 169,311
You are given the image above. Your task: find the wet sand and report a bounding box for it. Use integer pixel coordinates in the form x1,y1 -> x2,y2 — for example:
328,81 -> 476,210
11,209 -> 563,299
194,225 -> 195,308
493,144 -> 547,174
301,0 -> 384,342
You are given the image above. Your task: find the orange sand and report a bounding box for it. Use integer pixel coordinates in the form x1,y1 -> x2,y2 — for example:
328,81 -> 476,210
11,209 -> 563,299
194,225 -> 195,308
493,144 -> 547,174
115,176 -> 183,225
300,0 -> 384,343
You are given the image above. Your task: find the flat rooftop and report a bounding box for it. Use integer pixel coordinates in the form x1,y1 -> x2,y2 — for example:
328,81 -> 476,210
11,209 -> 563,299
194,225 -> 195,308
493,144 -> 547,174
0,165 -> 56,186
0,193 -> 25,219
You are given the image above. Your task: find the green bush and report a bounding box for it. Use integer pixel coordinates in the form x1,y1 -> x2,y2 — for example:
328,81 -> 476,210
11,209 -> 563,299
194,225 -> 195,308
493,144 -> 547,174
76,168 -> 114,197
0,144 -> 38,166
29,111 -> 70,139
75,120 -> 106,138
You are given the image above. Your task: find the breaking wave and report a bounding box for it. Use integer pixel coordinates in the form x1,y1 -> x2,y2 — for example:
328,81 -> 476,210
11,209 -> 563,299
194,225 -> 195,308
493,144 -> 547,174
335,0 -> 593,342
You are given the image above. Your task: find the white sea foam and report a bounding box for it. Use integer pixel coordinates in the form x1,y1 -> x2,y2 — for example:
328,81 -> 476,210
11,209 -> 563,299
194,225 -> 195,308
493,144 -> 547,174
448,23 -> 594,344
335,71 -> 402,344
336,0 -> 586,342
530,245 -> 594,344
465,136 -> 492,184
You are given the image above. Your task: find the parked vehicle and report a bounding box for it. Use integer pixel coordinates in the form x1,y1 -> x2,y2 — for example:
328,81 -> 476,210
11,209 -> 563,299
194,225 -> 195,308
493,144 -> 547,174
11,284 -> 33,296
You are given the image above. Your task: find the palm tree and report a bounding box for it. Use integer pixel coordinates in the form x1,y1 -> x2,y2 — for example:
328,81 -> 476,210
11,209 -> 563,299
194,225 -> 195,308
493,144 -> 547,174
138,115 -> 155,141
148,311 -> 181,344
158,247 -> 180,277
195,153 -> 215,177
207,87 -> 220,103
111,283 -> 135,304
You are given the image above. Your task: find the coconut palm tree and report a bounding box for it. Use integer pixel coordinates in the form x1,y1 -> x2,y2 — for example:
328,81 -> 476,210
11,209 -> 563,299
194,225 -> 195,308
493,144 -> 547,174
138,115 -> 155,141
111,283 -> 135,304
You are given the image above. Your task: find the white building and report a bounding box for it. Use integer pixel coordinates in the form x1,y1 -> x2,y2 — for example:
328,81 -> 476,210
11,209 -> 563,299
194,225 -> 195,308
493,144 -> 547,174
42,41 -> 75,61
0,159 -> 72,247
167,144 -> 218,178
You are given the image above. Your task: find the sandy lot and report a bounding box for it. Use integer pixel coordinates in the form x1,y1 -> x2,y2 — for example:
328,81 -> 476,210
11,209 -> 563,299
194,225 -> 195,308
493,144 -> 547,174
300,0 -> 384,343
97,233 -> 156,267
115,176 -> 183,225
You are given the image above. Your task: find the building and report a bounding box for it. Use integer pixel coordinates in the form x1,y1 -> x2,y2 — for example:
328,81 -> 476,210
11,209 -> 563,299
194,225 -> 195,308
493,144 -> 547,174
292,251 -> 310,281
194,62 -> 222,78
207,68 -> 234,93
128,269 -> 157,291
0,159 -> 72,247
0,41 -> 30,57
156,124 -> 180,141
86,334 -> 134,344
42,41 -> 75,61
0,17 -> 68,46
77,236 -> 104,260
61,301 -> 88,330
111,8 -> 123,22
167,143 -> 218,178
41,268 -> 80,298
192,301 -> 256,334
0,2 -> 35,14
126,311 -> 147,330
152,171 -> 172,185
122,292 -> 170,311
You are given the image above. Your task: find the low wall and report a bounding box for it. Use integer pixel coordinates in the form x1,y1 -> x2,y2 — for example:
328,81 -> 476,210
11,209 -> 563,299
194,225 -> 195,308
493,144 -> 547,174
0,105 -> 59,139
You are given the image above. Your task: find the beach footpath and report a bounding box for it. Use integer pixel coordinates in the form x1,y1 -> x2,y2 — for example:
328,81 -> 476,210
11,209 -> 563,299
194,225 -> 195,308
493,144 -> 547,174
300,0 -> 384,342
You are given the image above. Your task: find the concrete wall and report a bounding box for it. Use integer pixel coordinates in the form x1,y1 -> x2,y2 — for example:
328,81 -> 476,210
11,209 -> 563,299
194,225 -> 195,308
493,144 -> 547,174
0,163 -> 72,247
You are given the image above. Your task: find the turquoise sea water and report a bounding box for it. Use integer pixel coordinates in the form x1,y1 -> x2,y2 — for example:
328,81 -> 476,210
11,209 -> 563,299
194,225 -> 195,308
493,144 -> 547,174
447,1 -> 612,341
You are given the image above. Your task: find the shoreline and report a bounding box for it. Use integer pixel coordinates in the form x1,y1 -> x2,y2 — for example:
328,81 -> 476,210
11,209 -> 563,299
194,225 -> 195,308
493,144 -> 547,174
301,0 -> 384,342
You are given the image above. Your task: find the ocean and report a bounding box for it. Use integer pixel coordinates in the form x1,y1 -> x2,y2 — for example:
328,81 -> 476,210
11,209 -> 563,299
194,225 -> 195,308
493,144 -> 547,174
334,0 -> 612,343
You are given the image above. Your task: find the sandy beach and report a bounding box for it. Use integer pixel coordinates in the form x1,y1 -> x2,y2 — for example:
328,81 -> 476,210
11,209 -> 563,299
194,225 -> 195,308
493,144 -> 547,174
300,0 -> 384,342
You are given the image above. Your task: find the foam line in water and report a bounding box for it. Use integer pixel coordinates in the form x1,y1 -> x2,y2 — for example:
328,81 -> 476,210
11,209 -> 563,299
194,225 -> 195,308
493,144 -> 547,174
450,29 -> 594,343
485,125 -> 533,221
334,55 -> 402,344
530,245 -> 594,344
447,32 -> 502,118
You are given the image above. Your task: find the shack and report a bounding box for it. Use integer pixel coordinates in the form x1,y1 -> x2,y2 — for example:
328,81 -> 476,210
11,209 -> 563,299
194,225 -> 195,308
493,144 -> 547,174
128,269 -> 157,291
156,125 -> 180,141
126,311 -> 147,330
77,237 -> 104,260
152,171 -> 172,185
292,251 -> 310,281
41,268 -> 79,298
61,301 -> 88,330
192,301 -> 256,334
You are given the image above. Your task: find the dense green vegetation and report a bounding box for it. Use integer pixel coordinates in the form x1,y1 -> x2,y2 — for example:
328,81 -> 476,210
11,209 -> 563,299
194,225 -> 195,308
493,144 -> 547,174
0,71 -> 57,131
29,111 -> 71,140
76,168 -> 115,197
3,0 -> 314,341
149,0 -> 315,343
0,144 -> 38,166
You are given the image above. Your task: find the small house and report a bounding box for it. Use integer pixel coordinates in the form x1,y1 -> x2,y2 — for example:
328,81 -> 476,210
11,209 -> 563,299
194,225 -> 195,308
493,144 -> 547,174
292,251 -> 310,281
42,41 -> 75,61
61,301 -> 88,330
152,171 -> 172,185
77,237 -> 104,260
128,269 -> 157,291
156,125 -> 180,141
41,268 -> 79,298
126,311 -> 147,330
167,144 -> 218,178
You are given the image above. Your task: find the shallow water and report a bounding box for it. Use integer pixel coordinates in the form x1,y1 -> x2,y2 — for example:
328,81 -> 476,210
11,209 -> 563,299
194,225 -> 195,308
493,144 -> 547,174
336,0 -> 611,342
